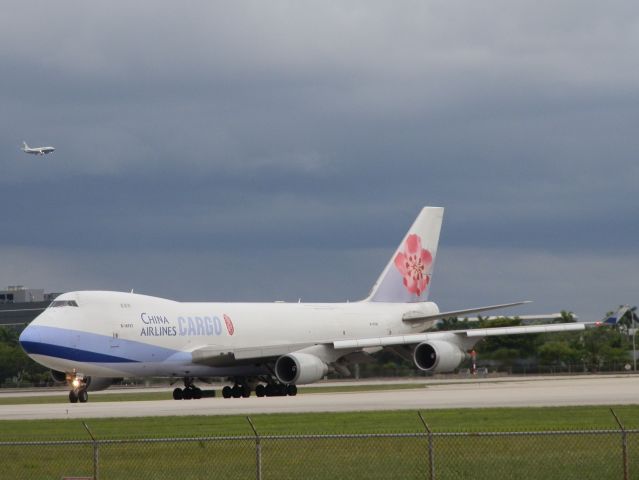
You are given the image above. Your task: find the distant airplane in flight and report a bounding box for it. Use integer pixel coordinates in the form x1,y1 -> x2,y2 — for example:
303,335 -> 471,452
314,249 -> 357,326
22,141 -> 55,155
19,207 -> 596,403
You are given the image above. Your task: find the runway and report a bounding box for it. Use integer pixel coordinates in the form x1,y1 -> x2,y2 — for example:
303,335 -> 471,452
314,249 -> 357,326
1,375 -> 637,420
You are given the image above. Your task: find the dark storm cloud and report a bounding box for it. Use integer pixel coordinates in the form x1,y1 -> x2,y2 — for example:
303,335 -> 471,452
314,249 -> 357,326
1,1 -> 638,317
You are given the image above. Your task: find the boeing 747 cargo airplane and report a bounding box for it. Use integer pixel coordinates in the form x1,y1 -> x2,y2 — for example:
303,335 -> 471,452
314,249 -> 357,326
22,141 -> 55,155
19,207 -> 590,403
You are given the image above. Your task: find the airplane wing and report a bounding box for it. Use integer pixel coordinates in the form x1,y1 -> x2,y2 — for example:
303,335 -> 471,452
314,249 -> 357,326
333,322 -> 586,349
191,321 -> 586,365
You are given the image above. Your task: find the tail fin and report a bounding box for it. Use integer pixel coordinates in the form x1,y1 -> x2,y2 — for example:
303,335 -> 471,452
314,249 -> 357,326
367,206 -> 444,303
602,306 -> 630,325
22,141 -> 28,149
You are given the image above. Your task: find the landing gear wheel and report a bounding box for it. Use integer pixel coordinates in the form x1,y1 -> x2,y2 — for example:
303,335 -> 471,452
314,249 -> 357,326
265,384 -> 286,396
173,388 -> 183,400
255,384 -> 266,397
241,385 -> 251,398
69,390 -> 78,403
183,388 -> 193,400
222,386 -> 232,399
286,384 -> 297,396
193,387 -> 203,400
78,389 -> 89,403
231,385 -> 241,398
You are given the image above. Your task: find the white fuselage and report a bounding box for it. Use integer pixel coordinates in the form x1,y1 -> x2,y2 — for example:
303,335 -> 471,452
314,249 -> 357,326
23,146 -> 55,155
23,291 -> 439,379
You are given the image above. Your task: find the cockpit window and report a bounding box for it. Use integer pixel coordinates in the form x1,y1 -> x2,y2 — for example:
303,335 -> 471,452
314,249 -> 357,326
49,300 -> 79,308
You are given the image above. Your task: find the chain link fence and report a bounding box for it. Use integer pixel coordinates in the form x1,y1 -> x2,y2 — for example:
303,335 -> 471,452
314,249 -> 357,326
1,421 -> 637,479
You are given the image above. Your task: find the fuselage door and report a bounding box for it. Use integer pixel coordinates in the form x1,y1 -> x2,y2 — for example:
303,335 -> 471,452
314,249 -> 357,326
110,331 -> 121,350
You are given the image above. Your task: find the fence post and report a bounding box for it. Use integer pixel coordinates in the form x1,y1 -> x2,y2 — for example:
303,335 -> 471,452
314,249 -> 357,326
82,421 -> 99,480
247,416 -> 262,480
610,409 -> 628,480
418,412 -> 435,480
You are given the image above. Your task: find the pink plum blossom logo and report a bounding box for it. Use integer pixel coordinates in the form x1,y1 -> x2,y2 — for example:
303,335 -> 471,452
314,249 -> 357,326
394,234 -> 432,296
223,314 -> 235,336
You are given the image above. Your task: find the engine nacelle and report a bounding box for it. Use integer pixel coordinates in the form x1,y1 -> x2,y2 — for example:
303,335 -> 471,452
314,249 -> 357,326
85,377 -> 121,391
413,340 -> 467,373
275,353 -> 328,385
50,370 -> 67,384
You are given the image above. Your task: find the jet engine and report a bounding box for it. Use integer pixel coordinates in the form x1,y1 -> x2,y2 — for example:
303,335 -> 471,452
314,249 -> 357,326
85,376 -> 121,391
50,370 -> 67,384
275,353 -> 328,384
413,340 -> 467,373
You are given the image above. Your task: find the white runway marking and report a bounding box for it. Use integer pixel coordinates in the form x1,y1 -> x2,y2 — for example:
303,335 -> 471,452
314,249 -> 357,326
1,375 -> 637,420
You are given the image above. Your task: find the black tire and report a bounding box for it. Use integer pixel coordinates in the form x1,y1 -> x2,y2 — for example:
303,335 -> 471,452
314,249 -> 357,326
255,384 -> 266,397
183,388 -> 193,400
193,388 -> 203,400
286,384 -> 297,396
231,385 -> 241,398
265,384 -> 273,397
222,386 -> 232,399
172,388 -> 183,400
241,385 -> 251,398
69,390 -> 78,403
78,390 -> 89,403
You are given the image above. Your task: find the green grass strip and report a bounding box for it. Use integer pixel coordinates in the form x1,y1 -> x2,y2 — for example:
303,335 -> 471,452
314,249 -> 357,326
0,405 -> 637,442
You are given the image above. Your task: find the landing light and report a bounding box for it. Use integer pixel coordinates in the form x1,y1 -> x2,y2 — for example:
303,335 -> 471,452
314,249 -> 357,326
72,379 -> 81,389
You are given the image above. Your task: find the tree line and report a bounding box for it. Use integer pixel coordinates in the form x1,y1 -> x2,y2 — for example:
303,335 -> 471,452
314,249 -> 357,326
438,308 -> 637,373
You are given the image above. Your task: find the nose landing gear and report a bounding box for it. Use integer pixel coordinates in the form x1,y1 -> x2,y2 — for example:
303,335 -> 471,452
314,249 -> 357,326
67,372 -> 89,403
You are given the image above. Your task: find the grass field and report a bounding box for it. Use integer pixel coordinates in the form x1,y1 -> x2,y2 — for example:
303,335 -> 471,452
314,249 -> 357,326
0,406 -> 637,479
0,404 -> 637,440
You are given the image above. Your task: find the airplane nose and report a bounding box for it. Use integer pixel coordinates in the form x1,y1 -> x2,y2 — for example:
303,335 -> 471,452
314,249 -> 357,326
19,323 -> 41,354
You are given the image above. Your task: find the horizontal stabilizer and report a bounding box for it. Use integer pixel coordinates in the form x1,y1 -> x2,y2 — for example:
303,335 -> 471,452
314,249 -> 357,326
402,301 -> 532,323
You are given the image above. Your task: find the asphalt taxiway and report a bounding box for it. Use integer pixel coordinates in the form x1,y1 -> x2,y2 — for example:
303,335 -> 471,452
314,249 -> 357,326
1,375 -> 637,420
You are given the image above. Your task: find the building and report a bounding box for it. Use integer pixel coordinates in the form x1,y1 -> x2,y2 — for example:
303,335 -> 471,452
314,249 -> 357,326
0,285 -> 46,303
0,286 -> 60,326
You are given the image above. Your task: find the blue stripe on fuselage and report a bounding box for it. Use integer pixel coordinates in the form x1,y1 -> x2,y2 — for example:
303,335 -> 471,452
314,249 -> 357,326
20,325 -> 181,363
20,341 -> 137,363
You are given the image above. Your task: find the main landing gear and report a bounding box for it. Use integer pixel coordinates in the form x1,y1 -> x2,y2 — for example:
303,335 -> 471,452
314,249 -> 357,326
221,377 -> 297,399
254,383 -> 297,398
171,376 -> 298,400
172,377 -> 206,400
221,383 -> 251,398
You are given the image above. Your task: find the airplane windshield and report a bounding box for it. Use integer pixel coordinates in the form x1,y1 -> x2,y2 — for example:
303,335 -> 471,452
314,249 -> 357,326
49,300 -> 79,308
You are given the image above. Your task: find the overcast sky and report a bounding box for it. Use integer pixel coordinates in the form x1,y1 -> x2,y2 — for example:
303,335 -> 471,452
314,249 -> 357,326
1,1 -> 638,319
